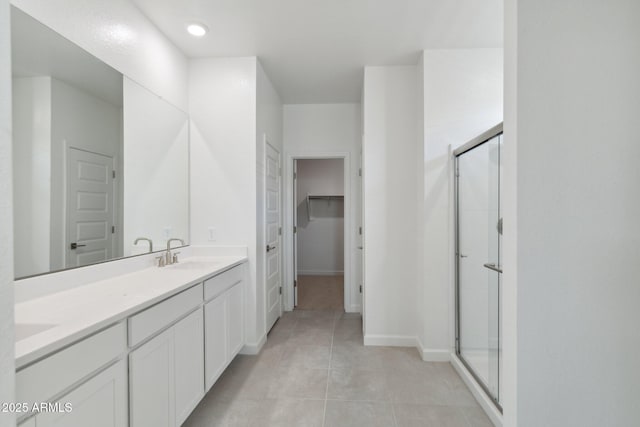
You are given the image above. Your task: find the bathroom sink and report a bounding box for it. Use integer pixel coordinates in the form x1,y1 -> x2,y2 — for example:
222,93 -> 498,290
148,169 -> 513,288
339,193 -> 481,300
15,323 -> 57,341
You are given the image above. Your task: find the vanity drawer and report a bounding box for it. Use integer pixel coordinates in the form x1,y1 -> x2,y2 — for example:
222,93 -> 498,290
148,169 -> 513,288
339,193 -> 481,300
16,322 -> 126,405
204,265 -> 243,301
128,284 -> 203,347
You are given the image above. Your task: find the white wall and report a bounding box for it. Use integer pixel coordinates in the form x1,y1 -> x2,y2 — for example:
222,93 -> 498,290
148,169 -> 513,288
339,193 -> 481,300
283,103 -> 361,311
11,0 -> 188,111
256,59 -> 283,333
296,159 -> 345,275
504,1 -> 640,425
362,66 -> 420,343
0,0 -> 15,423
123,77 -> 189,255
189,57 -> 264,348
12,76 -> 122,277
12,76 -> 51,278
421,49 -> 503,360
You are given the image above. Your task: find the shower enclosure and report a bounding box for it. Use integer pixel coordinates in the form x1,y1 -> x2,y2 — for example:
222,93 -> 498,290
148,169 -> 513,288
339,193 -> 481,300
454,123 -> 503,409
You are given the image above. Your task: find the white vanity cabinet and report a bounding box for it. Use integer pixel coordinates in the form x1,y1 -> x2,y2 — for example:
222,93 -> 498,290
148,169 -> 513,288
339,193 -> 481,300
16,323 -> 127,427
16,259 -> 247,427
129,286 -> 204,427
37,360 -> 128,427
203,266 -> 244,391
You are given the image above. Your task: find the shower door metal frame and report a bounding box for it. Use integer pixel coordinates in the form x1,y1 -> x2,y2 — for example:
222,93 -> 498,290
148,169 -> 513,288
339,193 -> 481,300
453,122 -> 503,412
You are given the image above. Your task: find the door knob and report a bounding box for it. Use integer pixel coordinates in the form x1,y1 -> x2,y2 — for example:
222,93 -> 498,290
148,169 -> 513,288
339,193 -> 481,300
459,253 -> 468,258
266,244 -> 276,253
70,242 -> 86,250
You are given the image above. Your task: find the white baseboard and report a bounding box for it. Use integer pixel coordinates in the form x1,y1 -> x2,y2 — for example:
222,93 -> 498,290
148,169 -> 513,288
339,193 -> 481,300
239,334 -> 266,355
364,334 -> 418,347
451,353 -> 502,427
415,337 -> 451,361
420,348 -> 451,362
297,270 -> 344,276
346,304 -> 362,313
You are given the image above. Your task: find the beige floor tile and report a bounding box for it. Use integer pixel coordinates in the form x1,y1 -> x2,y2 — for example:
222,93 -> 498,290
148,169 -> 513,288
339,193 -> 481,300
183,397 -> 262,427
332,319 -> 363,345
279,344 -> 331,369
393,403 -> 469,427
267,366 -> 329,399
248,398 -> 325,427
186,308 -> 490,427
386,371 -> 451,406
209,362 -> 274,401
265,326 -> 293,348
461,406 -> 495,427
287,326 -> 334,346
327,368 -> 390,401
377,347 -> 426,373
330,343 -> 389,371
324,400 -> 396,427
272,313 -> 298,330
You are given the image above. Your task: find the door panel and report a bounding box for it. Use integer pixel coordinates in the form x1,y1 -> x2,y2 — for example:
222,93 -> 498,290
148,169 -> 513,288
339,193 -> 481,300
174,309 -> 204,426
204,296 -> 227,391
129,328 -> 174,427
227,282 -> 244,358
66,148 -> 114,268
37,361 -> 127,427
265,142 -> 281,331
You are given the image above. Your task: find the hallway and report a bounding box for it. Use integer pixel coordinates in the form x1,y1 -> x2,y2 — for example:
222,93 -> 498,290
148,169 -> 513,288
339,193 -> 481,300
183,310 -> 492,426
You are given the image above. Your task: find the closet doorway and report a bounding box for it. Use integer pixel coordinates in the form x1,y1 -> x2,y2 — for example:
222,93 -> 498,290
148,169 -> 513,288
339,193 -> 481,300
293,158 -> 345,310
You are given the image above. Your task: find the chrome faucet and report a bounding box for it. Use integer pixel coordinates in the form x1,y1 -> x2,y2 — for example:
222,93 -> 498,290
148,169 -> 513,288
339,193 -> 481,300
134,237 -> 153,253
165,238 -> 185,265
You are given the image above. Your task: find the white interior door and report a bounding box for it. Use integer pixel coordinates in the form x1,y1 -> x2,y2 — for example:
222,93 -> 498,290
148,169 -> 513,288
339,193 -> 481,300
265,142 -> 282,331
293,159 -> 298,307
66,147 -> 114,268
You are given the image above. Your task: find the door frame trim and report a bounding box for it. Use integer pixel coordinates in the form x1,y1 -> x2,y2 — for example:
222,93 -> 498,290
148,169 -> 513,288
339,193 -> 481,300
283,151 -> 352,312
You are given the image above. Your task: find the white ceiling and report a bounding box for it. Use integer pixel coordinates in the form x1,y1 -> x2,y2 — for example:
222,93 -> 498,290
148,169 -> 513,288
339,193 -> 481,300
132,0 -> 503,104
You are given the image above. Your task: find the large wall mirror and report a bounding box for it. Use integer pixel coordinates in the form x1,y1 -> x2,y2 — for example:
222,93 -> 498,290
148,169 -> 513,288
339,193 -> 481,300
11,6 -> 189,279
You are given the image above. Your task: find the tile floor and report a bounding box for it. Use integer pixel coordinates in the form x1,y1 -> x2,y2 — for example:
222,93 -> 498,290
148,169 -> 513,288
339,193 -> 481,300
183,310 -> 493,427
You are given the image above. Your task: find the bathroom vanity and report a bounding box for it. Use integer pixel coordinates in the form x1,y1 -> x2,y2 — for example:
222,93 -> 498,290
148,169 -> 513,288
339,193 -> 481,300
14,256 -> 247,427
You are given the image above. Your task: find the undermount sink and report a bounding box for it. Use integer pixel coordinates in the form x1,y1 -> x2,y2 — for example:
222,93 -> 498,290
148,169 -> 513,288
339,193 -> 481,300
15,322 -> 57,341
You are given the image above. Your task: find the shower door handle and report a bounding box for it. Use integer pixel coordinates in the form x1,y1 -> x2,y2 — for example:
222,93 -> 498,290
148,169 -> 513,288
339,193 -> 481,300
483,263 -> 503,274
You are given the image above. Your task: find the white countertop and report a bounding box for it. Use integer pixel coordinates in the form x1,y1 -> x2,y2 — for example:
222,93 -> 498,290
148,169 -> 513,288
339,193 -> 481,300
14,255 -> 247,369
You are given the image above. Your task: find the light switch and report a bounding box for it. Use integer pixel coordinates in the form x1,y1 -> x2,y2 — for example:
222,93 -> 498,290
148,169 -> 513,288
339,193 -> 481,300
208,227 -> 217,241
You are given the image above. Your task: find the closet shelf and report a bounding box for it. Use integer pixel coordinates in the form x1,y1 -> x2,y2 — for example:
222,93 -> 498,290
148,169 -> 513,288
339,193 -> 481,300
306,194 -> 344,221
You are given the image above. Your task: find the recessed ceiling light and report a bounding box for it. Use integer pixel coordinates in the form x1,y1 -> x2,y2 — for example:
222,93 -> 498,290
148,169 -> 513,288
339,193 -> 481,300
187,23 -> 208,37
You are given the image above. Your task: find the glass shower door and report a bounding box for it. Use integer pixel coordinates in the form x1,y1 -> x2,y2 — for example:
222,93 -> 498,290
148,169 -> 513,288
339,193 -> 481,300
456,132 -> 502,407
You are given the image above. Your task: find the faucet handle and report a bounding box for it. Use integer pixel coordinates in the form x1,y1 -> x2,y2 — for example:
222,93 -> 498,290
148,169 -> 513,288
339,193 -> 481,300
155,256 -> 166,268
172,252 -> 180,264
